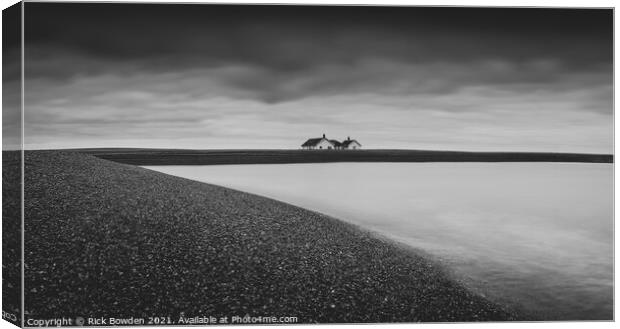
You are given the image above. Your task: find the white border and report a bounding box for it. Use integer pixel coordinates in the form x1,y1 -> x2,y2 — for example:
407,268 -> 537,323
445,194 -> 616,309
0,1 -> 616,329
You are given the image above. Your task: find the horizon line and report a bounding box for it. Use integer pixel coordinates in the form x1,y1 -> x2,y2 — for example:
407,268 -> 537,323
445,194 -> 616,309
7,147 -> 614,156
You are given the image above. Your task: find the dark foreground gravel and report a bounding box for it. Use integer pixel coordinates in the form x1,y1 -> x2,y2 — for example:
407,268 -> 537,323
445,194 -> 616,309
3,151 -> 22,326
23,151 -> 516,323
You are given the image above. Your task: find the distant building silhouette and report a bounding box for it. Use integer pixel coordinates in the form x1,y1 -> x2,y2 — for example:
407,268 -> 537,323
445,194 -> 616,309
301,134 -> 362,150
341,136 -> 362,150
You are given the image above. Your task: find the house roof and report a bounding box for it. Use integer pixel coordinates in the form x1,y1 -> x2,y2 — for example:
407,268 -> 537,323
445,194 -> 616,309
301,136 -> 360,148
329,139 -> 342,147
301,137 -> 328,147
341,139 -> 361,147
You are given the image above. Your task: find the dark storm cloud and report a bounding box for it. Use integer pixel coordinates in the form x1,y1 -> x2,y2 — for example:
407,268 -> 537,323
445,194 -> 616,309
20,3 -> 613,152
24,4 -> 612,83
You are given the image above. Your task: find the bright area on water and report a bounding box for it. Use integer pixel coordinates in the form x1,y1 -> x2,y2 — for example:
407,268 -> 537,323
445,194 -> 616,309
145,162 -> 613,320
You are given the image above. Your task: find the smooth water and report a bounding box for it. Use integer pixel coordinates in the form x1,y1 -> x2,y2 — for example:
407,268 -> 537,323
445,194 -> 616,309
145,163 -> 613,320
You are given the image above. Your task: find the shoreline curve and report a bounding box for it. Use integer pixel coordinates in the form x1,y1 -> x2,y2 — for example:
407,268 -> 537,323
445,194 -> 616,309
17,150 -> 517,323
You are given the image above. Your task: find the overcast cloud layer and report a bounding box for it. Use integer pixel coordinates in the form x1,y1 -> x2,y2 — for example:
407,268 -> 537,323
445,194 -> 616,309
8,4 -> 613,152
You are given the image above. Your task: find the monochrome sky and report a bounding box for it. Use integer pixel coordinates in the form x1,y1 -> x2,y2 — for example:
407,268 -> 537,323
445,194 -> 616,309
5,3 -> 613,151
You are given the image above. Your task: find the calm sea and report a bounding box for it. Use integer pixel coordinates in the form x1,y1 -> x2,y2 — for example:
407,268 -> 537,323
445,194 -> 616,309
145,162 -> 613,320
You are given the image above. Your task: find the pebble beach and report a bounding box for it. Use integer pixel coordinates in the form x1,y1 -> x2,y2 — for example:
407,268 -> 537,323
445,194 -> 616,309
19,151 -> 516,323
